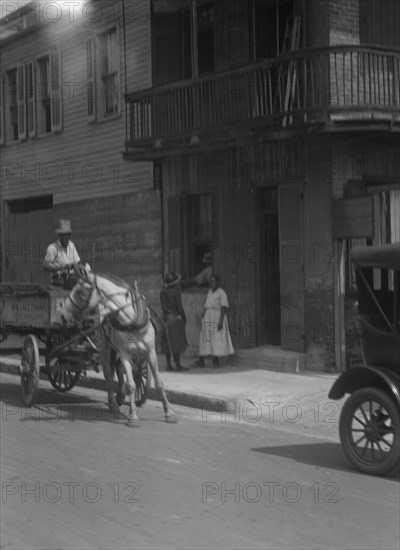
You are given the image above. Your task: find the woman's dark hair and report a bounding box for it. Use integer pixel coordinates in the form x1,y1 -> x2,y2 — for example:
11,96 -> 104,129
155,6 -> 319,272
210,273 -> 220,287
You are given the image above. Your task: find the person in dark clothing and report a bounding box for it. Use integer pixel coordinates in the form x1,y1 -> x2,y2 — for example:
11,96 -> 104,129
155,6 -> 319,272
160,272 -> 189,372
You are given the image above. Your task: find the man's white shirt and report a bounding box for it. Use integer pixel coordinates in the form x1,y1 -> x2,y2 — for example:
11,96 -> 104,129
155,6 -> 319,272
43,239 -> 80,271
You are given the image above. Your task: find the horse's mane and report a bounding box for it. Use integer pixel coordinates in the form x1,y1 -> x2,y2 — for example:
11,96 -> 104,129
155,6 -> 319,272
98,273 -> 132,290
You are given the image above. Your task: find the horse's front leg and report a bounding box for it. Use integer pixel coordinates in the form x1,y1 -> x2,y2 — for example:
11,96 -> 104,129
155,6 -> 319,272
99,337 -> 119,414
147,347 -> 177,424
120,357 -> 140,427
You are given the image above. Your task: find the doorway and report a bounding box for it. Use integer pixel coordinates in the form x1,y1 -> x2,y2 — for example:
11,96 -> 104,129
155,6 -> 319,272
258,187 -> 281,345
3,196 -> 53,284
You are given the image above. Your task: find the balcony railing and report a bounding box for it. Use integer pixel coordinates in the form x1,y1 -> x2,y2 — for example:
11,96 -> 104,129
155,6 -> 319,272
125,46 -> 400,149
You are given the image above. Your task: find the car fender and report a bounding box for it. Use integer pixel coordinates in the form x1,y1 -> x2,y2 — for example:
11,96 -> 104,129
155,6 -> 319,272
328,366 -> 400,409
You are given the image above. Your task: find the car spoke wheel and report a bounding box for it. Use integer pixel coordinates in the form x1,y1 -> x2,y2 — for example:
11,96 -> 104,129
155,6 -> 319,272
339,387 -> 400,476
20,334 -> 40,407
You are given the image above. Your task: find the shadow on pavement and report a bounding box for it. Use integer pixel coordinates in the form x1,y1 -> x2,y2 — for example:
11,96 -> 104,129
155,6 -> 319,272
0,378 -> 168,427
252,442 -> 400,481
0,380 -> 124,426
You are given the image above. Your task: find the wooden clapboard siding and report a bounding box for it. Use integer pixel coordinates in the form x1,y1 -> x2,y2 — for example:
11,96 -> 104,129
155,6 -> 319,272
1,0 -> 152,204
52,188 -> 162,303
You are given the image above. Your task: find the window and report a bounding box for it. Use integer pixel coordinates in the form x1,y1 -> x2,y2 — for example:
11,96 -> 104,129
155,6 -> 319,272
37,57 -> 51,134
2,52 -> 61,144
167,192 -> 214,278
5,66 -> 26,142
86,29 -> 121,121
37,52 -> 62,135
187,193 -> 213,277
0,73 -> 4,145
197,2 -> 215,74
86,38 -> 96,121
26,61 -> 36,137
251,0 -> 294,60
100,29 -> 120,116
6,68 -> 19,141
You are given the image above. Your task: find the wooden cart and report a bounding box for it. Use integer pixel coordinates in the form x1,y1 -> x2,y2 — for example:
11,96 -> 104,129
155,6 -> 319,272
0,283 -> 150,407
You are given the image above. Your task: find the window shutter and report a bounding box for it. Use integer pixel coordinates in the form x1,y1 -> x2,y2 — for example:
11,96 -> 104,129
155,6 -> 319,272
168,195 -> 182,273
50,51 -> 62,132
26,61 -> 36,137
86,38 -> 96,122
17,64 -> 26,140
0,73 -> 4,145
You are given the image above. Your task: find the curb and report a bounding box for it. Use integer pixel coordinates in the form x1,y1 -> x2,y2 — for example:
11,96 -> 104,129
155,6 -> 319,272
0,357 -> 232,412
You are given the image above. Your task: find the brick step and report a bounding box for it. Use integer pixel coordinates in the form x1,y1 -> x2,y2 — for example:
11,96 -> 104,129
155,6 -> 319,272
231,347 -> 305,373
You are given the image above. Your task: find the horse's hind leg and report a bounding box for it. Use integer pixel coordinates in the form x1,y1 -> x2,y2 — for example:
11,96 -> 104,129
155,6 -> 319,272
120,357 -> 140,427
147,347 -> 177,424
115,357 -> 127,406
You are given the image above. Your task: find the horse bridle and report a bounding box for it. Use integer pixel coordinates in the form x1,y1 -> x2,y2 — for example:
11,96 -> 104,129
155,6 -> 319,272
73,273 -> 135,323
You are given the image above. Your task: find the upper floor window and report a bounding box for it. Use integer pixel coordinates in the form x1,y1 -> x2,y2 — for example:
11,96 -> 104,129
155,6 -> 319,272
86,29 -> 121,122
3,65 -> 26,143
1,51 -> 62,145
0,73 -> 4,145
37,57 -> 51,134
37,52 -> 62,135
6,68 -> 19,141
101,28 -> 120,116
86,38 -> 96,121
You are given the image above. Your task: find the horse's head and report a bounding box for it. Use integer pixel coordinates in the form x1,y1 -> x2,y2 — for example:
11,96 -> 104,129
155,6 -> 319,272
60,265 -> 98,324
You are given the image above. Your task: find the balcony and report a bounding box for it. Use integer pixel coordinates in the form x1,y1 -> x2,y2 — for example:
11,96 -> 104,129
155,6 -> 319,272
125,46 -> 400,159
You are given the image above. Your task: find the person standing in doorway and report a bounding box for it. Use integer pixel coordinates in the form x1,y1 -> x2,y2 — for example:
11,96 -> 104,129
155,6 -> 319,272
181,251 -> 213,289
197,273 -> 234,367
160,272 -> 189,372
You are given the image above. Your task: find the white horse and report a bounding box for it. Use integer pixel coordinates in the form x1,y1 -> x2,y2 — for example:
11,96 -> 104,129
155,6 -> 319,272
61,265 -> 177,427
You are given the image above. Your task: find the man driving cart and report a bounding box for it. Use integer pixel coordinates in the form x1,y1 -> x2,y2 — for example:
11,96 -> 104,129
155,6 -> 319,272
43,219 -> 81,289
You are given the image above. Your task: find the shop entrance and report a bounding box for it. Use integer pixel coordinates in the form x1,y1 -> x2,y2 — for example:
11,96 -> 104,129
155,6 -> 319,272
258,187 -> 281,345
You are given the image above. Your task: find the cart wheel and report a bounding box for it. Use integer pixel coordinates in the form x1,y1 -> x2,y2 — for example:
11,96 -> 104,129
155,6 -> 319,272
339,387 -> 400,476
20,334 -> 40,407
45,355 -> 81,393
133,357 -> 152,407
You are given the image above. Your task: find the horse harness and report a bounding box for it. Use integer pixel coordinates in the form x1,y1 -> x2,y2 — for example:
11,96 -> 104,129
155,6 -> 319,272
91,275 -> 150,333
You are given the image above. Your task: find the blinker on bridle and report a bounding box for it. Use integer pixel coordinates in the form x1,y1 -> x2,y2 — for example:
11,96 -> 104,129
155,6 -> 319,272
68,282 -> 94,313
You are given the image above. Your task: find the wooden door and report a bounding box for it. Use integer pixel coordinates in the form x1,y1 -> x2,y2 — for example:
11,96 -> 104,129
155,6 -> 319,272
258,187 -> 281,345
4,198 -> 53,284
221,187 -> 255,348
279,184 -> 304,351
152,12 -> 183,86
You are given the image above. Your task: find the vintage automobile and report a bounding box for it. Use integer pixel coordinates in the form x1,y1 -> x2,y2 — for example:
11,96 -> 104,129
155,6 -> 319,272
329,243 -> 400,476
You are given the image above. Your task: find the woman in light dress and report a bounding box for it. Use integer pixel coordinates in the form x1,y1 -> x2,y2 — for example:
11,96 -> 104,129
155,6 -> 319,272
197,273 -> 234,367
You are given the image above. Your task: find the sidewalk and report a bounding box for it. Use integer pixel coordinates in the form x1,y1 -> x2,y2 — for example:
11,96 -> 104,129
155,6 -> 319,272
0,348 -> 344,441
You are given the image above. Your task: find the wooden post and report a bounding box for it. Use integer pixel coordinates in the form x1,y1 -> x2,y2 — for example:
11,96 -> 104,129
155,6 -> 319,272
191,0 -> 198,79
334,240 -> 346,372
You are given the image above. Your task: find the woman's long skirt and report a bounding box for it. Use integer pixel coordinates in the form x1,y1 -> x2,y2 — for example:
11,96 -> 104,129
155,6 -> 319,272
160,314 -> 187,354
199,309 -> 234,357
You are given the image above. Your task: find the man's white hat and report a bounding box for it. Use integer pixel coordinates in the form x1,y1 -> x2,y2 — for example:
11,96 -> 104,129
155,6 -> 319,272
55,219 -> 72,234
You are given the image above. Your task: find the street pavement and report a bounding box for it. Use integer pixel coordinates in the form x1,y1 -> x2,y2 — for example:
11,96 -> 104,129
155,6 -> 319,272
0,349 -> 344,442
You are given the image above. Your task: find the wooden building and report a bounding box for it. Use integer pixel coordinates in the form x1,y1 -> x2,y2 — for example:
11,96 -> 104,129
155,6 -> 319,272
1,0 -> 399,370
124,0 -> 400,371
0,0 -> 161,306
